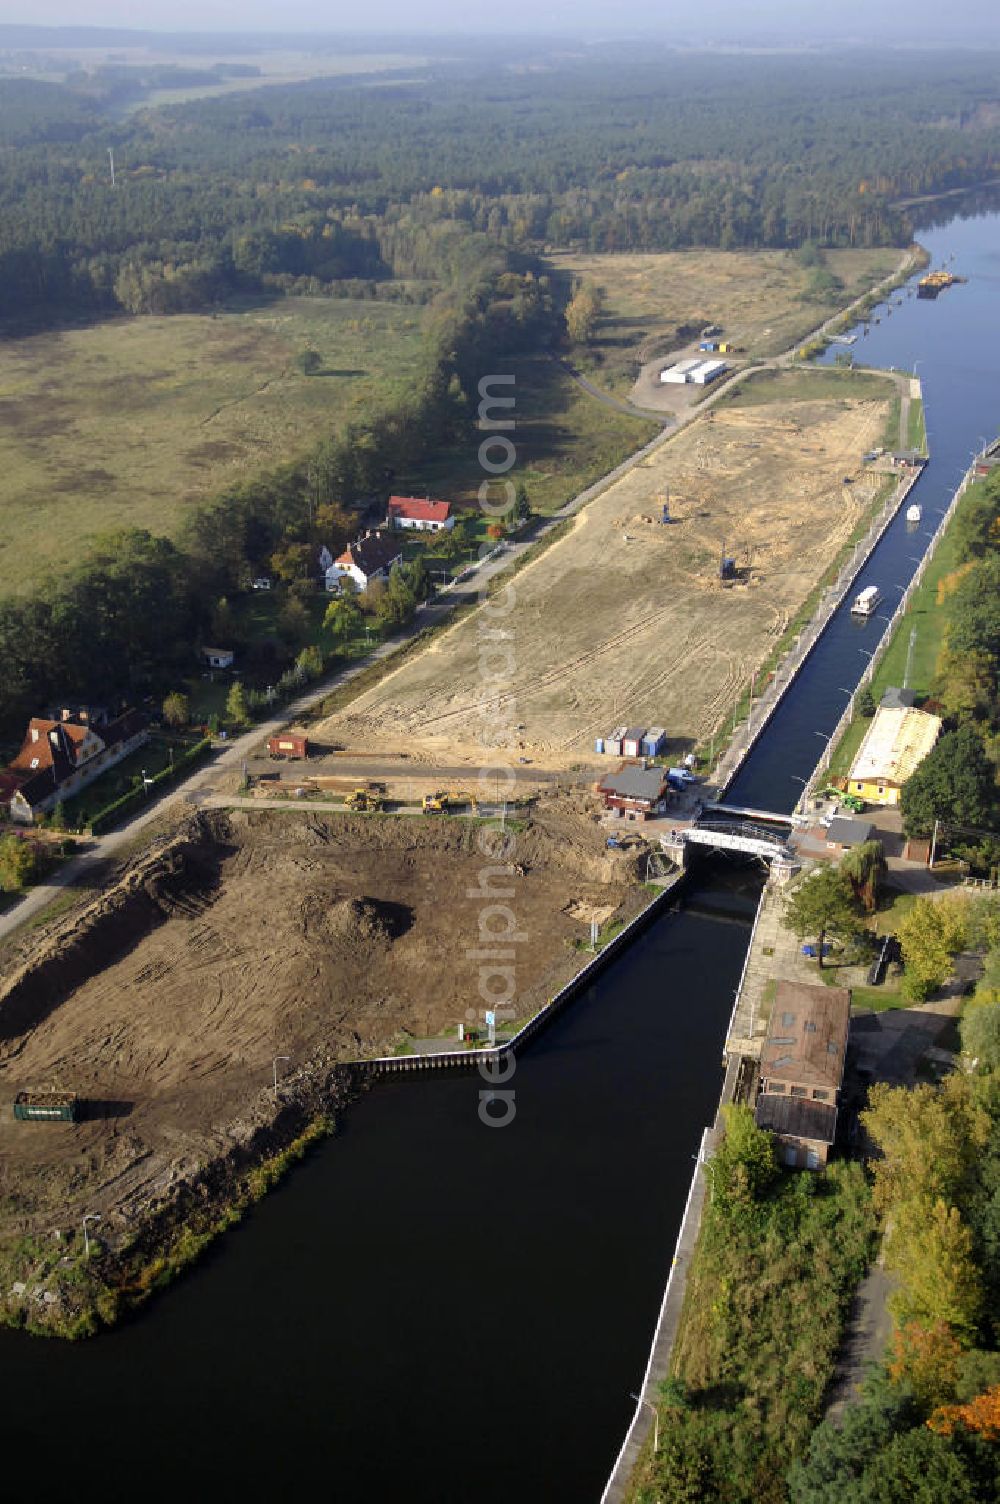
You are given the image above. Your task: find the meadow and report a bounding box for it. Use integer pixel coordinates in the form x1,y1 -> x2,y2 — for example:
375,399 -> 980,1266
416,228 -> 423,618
0,297 -> 428,596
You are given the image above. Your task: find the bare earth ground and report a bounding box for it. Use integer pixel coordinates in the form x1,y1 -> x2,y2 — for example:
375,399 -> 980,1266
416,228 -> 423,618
0,798 -> 637,1258
316,379 -> 892,769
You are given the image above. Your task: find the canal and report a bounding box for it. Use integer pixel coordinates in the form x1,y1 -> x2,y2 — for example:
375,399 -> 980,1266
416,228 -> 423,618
3,194 -> 1000,1502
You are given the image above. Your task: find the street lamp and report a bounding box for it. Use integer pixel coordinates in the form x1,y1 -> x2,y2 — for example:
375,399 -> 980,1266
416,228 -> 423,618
83,1213 -> 101,1256
272,1054 -> 290,1099
629,1392 -> 659,1455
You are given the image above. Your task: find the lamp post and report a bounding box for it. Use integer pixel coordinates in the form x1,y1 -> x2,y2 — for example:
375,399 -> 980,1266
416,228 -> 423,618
83,1213 -> 101,1257
629,1392 -> 659,1455
272,1054 -> 290,1100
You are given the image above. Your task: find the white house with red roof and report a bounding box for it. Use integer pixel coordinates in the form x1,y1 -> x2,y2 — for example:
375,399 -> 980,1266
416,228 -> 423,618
328,530 -> 404,592
386,496 -> 454,533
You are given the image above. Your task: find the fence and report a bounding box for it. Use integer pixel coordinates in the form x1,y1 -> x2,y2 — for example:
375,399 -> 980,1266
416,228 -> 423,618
803,453 -> 980,803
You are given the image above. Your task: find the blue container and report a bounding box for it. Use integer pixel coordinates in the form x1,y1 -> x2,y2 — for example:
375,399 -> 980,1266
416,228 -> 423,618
594,738 -> 605,755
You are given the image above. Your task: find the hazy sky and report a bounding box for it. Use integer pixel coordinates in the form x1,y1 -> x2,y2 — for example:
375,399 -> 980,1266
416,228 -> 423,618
0,0 -> 996,38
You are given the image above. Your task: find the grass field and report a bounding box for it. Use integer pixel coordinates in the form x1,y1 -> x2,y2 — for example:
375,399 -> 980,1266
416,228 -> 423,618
547,247 -> 899,392
825,476 -> 983,782
396,351 -> 660,518
0,296 -> 428,597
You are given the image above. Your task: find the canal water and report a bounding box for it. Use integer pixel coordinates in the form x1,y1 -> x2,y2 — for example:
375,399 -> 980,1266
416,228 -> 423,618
728,199 -> 1000,812
3,195 -> 1000,1502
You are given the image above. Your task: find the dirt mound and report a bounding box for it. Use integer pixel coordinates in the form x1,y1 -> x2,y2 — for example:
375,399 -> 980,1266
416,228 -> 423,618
0,796 -> 638,1268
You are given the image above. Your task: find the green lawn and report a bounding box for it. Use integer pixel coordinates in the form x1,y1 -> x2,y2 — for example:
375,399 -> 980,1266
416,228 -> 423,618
57,730 -> 198,828
826,477 -> 986,781
725,366 -> 896,409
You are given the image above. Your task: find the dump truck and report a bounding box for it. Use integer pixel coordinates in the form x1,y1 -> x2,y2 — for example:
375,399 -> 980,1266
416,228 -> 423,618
14,1091 -> 78,1123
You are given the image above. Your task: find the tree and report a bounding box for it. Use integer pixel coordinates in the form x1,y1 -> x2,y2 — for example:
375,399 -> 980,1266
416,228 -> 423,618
269,542 -> 314,584
896,894 -> 970,1002
856,685 -> 877,718
565,280 -> 603,344
888,1321 -> 962,1409
704,1102 -> 778,1208
929,1384 -> 1000,1441
782,867 -> 862,967
0,834 -> 41,892
888,1200 -> 983,1342
486,521 -> 506,543
278,596 -> 312,650
297,347 -> 322,375
225,680 -> 249,727
901,727 -> 996,839
840,839 -> 887,913
162,691 -> 190,728
211,595 -> 235,645
960,1001 -> 1000,1071
296,644 -> 323,681
861,1075 -> 990,1216
323,593 -> 362,643
514,481 -> 531,526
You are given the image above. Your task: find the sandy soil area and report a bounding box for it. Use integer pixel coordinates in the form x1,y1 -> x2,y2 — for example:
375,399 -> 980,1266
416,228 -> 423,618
0,799 -> 637,1245
316,386 -> 890,769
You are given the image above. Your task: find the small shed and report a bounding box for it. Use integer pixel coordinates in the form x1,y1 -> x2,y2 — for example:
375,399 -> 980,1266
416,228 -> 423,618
604,724 -> 628,757
641,727 -> 667,757
202,647 -> 235,670
621,727 -> 647,759
826,816 -> 875,850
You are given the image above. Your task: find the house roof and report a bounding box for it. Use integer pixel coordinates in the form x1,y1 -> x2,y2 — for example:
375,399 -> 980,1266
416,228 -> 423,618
9,718 -> 96,776
849,705 -> 941,787
388,496 -> 451,525
598,763 -> 669,803
755,1094 -> 839,1145
760,980 -> 850,1092
826,816 -> 875,848
336,531 -> 403,579
622,726 -> 647,743
879,686 -> 915,710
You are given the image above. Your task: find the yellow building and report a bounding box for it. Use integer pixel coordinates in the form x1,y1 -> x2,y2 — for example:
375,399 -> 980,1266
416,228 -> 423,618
848,704 -> 942,806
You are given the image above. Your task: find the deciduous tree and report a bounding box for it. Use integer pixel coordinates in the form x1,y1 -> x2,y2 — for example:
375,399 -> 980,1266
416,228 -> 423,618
782,867 -> 862,967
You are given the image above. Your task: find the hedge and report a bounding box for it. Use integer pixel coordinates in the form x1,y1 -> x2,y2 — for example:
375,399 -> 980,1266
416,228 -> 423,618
88,738 -> 213,835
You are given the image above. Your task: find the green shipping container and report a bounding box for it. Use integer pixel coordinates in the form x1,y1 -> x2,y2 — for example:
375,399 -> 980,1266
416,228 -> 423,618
13,1093 -> 78,1122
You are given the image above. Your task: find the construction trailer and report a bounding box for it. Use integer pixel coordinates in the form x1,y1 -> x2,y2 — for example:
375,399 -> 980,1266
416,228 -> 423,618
660,358 -> 703,384
641,727 -> 667,757
690,359 -> 728,385
267,733 -> 309,760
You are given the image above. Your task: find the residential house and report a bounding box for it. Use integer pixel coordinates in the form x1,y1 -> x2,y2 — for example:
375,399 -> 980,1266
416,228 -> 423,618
598,763 -> 671,821
754,980 -> 851,1169
202,647 -> 235,670
386,496 -> 454,532
2,708 -> 148,825
848,703 -> 941,806
329,531 -> 403,592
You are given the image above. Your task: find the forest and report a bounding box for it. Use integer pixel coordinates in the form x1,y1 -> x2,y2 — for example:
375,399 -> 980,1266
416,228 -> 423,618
1,48 -> 1000,326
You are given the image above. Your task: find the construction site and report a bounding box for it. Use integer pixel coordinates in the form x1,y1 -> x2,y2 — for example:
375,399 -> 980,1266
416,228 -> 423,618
0,797 -> 643,1329
316,373 -> 895,771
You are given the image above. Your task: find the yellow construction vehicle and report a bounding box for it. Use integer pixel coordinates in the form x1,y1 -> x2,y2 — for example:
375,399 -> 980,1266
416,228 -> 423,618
422,791 -> 450,813
347,787 -> 382,812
